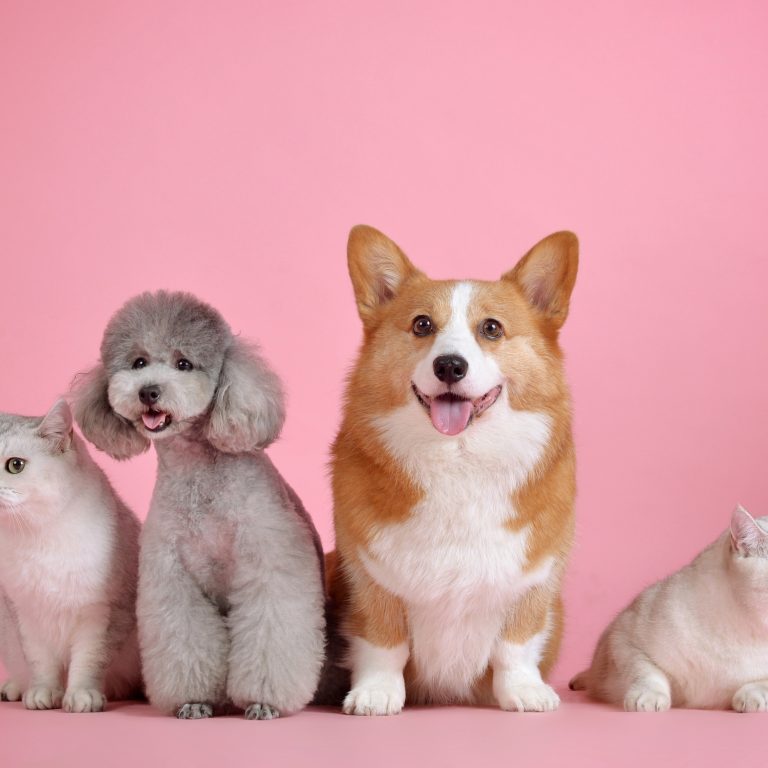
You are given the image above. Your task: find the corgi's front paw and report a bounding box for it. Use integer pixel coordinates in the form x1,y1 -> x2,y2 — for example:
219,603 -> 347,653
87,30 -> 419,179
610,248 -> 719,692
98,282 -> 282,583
733,683 -> 768,713
343,684 -> 405,716
497,681 -> 560,712
624,685 -> 671,712
63,688 -> 106,713
0,680 -> 22,702
23,685 -> 64,710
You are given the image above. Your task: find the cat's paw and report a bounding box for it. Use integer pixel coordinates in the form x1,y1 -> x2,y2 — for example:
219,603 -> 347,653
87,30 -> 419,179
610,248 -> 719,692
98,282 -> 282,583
733,683 -> 768,713
496,682 -> 561,712
343,684 -> 405,716
63,688 -> 106,713
176,702 -> 214,719
23,685 -> 64,710
0,680 -> 22,702
624,685 -> 671,712
244,703 -> 280,720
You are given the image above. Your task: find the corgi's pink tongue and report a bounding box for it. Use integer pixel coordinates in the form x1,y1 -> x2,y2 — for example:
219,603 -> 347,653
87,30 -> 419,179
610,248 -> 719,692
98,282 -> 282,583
430,398 -> 473,436
142,412 -> 166,429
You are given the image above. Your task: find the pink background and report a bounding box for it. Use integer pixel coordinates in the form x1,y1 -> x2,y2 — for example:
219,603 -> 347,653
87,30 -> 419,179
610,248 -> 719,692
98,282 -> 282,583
1,1 -> 767,765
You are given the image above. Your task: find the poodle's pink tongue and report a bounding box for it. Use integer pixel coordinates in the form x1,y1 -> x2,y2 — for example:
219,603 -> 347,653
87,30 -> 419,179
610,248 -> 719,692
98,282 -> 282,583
430,399 -> 473,436
142,412 -> 166,430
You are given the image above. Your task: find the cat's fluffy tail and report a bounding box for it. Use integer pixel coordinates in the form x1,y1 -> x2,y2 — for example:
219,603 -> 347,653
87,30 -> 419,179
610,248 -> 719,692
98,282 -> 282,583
568,671 -> 588,691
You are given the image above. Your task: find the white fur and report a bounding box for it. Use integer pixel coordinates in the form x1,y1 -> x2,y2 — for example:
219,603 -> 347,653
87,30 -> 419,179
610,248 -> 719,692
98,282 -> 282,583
492,613 -> 560,711
364,282 -> 553,703
575,507 -> 768,712
0,407 -> 140,712
343,638 -> 409,716
411,282 -> 502,400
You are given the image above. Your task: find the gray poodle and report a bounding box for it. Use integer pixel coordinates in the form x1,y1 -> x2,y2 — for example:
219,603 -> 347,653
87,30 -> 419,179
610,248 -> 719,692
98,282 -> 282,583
71,291 -> 326,720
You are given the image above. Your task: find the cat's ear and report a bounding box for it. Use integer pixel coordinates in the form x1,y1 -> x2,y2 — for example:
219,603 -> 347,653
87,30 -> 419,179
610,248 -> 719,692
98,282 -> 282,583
730,504 -> 768,556
70,364 -> 150,460
37,399 -> 74,452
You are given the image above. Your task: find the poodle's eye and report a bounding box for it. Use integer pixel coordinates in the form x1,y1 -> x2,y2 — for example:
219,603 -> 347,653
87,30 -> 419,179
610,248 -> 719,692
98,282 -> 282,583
412,315 -> 434,337
480,319 -> 504,340
5,458 -> 26,474
177,359 -> 193,372
132,357 -> 147,369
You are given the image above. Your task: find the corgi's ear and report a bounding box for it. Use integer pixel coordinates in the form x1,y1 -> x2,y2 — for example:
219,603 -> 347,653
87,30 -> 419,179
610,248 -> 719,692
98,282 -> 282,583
504,231 -> 579,330
70,364 -> 150,460
204,339 -> 285,453
730,504 -> 768,556
37,399 -> 74,453
347,225 -> 423,327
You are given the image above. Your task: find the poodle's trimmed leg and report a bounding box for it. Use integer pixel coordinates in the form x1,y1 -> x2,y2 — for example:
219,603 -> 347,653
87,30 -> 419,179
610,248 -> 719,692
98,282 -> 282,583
226,562 -> 326,717
137,545 -> 228,717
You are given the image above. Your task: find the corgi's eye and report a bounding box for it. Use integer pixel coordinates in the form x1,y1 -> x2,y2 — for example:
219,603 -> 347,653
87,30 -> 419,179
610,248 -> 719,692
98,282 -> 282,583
412,315 -> 434,337
132,357 -> 148,369
481,319 -> 504,340
177,359 -> 193,372
5,458 -> 26,474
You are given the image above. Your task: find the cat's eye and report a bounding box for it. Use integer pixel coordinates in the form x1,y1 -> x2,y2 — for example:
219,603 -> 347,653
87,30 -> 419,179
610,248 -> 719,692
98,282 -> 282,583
177,359 -> 193,372
412,315 -> 434,337
132,357 -> 148,369
5,458 -> 26,474
480,318 -> 504,340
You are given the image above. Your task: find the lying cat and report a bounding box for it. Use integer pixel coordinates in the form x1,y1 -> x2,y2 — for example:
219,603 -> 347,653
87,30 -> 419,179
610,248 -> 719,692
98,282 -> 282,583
570,505 -> 768,712
0,400 -> 141,712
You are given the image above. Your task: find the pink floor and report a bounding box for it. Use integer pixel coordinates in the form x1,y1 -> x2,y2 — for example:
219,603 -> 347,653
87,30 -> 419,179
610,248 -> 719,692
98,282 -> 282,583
1,682 -> 763,768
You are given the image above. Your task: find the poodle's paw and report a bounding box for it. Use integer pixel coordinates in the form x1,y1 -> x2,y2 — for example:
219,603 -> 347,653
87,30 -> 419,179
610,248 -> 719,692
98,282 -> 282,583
63,688 -> 106,713
343,684 -> 405,716
244,703 -> 280,720
0,680 -> 22,702
23,685 -> 64,710
733,683 -> 768,713
176,702 -> 214,719
497,682 -> 560,712
624,685 -> 671,712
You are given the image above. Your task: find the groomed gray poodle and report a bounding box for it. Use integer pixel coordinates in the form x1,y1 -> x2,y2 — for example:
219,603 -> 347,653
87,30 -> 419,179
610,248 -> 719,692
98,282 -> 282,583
71,291 -> 326,720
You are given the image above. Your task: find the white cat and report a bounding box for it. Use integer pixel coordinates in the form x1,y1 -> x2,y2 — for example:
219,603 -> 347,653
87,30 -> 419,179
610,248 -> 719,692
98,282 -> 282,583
570,505 -> 768,712
0,400 -> 141,712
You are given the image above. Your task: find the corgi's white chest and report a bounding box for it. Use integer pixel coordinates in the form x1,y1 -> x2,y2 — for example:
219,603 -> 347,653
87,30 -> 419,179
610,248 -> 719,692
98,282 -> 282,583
363,486 -> 533,603
362,401 -> 554,699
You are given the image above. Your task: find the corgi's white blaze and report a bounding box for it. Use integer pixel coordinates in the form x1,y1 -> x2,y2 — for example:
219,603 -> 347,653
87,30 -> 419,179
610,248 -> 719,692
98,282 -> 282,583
367,307 -> 554,700
412,282 -> 501,399
343,638 -> 409,716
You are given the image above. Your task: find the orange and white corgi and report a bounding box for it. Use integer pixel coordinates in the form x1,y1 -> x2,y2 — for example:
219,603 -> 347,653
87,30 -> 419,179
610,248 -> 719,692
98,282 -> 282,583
328,225 -> 578,715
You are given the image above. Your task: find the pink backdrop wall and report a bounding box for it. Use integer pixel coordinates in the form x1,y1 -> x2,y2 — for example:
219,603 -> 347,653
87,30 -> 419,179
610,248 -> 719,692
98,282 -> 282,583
1,0 -> 767,686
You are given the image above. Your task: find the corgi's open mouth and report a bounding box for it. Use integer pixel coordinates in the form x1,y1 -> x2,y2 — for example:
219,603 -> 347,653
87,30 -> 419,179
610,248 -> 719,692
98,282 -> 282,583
141,409 -> 173,433
412,384 -> 502,436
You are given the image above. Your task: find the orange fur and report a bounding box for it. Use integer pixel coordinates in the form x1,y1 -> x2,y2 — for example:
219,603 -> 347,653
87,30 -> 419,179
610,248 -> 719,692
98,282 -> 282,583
330,226 -> 578,711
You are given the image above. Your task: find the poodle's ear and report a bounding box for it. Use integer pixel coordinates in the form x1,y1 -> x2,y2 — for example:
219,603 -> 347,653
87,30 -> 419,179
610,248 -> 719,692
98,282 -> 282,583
205,339 -> 285,453
69,364 -> 150,460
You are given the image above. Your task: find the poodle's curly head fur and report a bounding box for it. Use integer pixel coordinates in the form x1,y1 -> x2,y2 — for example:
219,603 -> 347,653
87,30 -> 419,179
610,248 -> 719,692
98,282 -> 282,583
71,291 -> 285,459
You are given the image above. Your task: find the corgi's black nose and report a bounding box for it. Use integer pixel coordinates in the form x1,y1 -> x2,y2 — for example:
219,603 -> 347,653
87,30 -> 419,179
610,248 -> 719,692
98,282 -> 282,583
139,385 -> 162,405
433,355 -> 468,383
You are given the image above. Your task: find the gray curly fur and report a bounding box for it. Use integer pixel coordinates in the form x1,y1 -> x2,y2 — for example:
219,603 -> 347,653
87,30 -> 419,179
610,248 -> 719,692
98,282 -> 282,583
70,291 -> 326,718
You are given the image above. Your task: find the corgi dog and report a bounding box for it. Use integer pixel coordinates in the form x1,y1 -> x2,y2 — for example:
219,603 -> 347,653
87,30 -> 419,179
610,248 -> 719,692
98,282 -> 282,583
328,225 -> 578,715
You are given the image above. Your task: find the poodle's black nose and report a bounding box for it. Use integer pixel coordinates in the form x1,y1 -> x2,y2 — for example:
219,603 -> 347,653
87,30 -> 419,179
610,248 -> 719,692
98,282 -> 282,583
433,355 -> 468,383
139,385 -> 162,405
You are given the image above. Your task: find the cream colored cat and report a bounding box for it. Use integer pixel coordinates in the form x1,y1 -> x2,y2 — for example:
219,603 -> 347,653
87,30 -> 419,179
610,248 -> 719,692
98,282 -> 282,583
0,400 -> 141,712
570,505 -> 768,712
